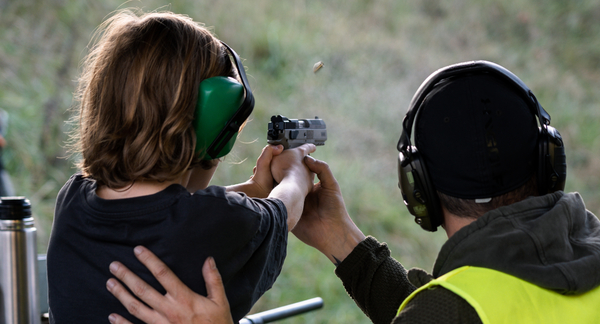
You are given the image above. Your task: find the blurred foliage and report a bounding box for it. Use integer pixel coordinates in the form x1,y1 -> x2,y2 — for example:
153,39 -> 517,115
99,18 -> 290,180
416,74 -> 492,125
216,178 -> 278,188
1,0 -> 599,323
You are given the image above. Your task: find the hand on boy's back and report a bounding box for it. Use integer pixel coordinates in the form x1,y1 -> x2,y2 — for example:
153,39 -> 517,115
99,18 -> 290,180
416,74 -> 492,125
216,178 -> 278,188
270,144 -> 316,191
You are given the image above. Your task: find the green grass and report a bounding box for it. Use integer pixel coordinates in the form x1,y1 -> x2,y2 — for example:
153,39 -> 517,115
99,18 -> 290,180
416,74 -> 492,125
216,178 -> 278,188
2,1 -> 600,323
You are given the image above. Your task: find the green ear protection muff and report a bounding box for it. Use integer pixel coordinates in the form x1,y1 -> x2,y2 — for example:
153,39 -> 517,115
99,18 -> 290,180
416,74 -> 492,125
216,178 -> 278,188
194,41 -> 255,159
397,60 -> 567,232
195,77 -> 244,158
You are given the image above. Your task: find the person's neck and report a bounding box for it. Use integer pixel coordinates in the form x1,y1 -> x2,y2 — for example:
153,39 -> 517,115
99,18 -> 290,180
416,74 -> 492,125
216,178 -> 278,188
96,178 -> 181,200
442,208 -> 478,238
96,165 -> 219,199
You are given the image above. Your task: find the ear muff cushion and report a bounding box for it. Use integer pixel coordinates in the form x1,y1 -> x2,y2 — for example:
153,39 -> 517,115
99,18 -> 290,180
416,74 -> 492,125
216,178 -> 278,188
194,76 -> 245,159
537,126 -> 567,194
398,149 -> 442,231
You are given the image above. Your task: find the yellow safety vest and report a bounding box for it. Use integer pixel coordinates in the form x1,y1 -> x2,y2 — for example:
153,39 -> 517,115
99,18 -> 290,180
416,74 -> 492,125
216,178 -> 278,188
398,266 -> 600,323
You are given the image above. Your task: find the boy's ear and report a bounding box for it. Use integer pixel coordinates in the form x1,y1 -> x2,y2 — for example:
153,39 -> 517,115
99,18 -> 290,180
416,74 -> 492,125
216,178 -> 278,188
194,76 -> 244,159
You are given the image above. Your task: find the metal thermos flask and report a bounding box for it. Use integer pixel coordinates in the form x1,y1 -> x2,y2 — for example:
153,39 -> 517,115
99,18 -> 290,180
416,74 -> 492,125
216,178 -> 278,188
0,197 -> 40,324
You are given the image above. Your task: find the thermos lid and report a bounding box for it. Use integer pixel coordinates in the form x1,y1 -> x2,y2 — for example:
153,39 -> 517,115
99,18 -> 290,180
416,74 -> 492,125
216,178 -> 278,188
0,197 -> 32,220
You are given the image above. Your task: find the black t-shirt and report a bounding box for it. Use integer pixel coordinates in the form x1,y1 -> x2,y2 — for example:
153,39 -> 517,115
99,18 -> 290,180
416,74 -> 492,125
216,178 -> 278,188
47,174 -> 288,323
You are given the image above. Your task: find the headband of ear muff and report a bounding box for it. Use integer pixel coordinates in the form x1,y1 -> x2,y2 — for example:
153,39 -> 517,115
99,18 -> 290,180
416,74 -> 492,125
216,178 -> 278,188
194,41 -> 255,160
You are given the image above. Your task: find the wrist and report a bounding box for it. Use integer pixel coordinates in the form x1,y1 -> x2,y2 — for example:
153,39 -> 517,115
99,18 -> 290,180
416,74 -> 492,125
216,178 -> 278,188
324,228 -> 365,265
278,175 -> 310,194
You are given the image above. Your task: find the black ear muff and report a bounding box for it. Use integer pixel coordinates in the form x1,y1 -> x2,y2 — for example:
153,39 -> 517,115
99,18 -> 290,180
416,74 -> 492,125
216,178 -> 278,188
194,41 -> 255,160
537,125 -> 567,194
397,60 -> 567,232
398,148 -> 443,231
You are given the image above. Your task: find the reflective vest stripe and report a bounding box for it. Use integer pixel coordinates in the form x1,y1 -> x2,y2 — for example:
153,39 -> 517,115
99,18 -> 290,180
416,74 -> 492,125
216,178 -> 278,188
398,266 -> 600,323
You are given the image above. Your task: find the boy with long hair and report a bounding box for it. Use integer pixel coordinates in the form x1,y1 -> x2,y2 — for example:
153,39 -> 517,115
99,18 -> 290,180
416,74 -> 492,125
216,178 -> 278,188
47,10 -> 314,323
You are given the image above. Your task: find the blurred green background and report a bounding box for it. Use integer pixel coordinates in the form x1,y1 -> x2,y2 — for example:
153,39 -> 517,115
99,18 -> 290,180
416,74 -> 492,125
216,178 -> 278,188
1,0 -> 599,323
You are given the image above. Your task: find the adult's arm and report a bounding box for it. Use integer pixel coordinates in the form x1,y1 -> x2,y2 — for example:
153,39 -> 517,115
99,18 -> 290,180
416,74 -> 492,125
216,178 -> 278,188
335,236 -> 482,324
290,157 -> 411,324
291,156 -> 365,264
335,236 -> 416,324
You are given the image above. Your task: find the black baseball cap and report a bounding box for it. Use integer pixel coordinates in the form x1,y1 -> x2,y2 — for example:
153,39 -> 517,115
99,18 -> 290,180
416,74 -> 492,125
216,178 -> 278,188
415,74 -> 538,199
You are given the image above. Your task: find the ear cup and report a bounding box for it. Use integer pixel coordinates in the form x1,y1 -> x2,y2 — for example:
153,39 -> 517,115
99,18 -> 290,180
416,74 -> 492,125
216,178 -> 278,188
194,76 -> 245,159
537,125 -> 567,194
398,148 -> 443,231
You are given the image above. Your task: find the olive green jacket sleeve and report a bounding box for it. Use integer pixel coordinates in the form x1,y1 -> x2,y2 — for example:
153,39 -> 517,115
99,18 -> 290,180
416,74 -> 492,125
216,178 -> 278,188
335,236 -> 481,324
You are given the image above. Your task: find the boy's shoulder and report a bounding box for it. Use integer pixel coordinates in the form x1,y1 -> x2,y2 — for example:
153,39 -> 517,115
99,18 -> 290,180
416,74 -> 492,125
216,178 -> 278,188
60,173 -> 93,190
193,185 -> 246,203
191,185 -> 286,218
56,173 -> 93,200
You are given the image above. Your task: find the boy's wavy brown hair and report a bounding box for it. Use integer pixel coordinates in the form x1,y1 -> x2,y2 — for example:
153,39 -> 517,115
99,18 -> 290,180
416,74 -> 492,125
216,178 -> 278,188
70,10 -> 235,188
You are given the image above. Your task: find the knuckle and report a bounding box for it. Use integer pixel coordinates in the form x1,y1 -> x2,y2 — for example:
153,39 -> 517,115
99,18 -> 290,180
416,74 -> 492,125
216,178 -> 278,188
212,271 -> 224,285
125,299 -> 143,316
153,264 -> 170,280
131,282 -> 149,298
